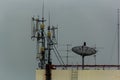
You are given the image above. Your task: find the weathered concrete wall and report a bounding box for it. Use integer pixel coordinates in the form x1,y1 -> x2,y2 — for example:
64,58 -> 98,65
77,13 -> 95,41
36,70 -> 120,80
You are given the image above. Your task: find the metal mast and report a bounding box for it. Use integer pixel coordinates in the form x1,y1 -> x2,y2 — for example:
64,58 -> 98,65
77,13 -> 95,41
40,1 -> 46,69
66,44 -> 72,65
81,42 -> 86,70
46,12 -> 52,80
94,55 -> 96,70
31,1 -> 59,80
118,8 -> 120,70
31,8 -> 57,80
31,1 -> 46,69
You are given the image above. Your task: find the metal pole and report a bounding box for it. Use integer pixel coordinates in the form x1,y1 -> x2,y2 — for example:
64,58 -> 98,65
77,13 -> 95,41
82,56 -> 84,70
118,8 -> 119,70
66,44 -> 69,65
46,12 -> 52,80
66,44 -> 72,68
94,55 -> 96,70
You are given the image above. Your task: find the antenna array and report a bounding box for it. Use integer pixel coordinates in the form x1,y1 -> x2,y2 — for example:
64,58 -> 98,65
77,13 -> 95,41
30,3 -> 61,80
31,13 -> 58,69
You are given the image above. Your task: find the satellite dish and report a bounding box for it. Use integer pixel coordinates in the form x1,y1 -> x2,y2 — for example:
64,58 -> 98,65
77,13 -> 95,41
72,42 -> 97,56
72,42 -> 97,70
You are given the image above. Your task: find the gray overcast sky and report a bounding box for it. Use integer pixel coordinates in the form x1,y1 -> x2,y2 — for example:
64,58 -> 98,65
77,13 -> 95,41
0,0 -> 120,80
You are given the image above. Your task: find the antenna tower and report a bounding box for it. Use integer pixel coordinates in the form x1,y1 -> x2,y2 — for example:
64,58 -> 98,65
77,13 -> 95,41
31,3 -> 58,80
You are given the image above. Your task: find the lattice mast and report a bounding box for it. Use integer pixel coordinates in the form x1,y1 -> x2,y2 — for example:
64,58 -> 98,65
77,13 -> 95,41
31,16 -> 46,69
31,0 -> 58,70
45,12 -> 52,80
31,1 -> 46,69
